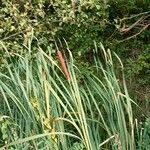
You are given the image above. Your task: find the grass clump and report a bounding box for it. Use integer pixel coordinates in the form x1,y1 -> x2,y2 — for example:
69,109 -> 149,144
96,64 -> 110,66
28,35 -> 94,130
0,42 -> 139,149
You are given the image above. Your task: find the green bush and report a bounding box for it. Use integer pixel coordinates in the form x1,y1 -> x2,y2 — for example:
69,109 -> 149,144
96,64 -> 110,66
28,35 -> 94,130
0,0 -> 150,118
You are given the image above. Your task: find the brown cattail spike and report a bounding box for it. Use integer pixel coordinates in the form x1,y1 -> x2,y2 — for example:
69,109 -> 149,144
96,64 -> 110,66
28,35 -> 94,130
56,50 -> 71,81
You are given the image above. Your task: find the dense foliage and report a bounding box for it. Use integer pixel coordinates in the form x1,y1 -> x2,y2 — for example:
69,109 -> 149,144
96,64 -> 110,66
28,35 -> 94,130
0,0 -> 150,149
0,0 -> 150,94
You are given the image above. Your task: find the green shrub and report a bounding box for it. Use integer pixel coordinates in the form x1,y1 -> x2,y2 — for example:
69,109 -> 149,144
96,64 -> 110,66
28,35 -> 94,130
1,0 -> 150,91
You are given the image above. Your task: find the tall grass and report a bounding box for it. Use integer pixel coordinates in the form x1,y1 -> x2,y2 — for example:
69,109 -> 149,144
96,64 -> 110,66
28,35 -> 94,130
0,41 -> 137,149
